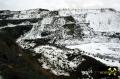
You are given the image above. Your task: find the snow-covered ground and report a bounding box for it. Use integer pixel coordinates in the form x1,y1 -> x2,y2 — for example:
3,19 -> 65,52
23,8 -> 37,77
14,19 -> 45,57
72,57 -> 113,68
59,8 -> 120,32
66,43 -> 120,68
2,8 -> 119,77
33,45 -> 83,76
0,24 -> 16,29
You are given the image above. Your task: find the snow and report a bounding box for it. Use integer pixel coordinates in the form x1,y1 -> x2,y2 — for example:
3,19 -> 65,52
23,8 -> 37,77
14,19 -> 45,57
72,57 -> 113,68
34,45 -> 83,76
1,9 -> 49,19
87,54 -> 120,69
86,12 -> 120,32
42,63 -> 49,69
51,70 -> 70,76
41,17 -> 53,24
0,24 -> 16,29
13,8 -> 120,76
11,10 -> 49,19
66,43 -> 120,68
67,43 -> 120,55
59,9 -> 120,32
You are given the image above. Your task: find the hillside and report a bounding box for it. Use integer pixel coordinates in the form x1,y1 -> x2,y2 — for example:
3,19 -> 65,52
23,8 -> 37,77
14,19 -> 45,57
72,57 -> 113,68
0,8 -> 120,79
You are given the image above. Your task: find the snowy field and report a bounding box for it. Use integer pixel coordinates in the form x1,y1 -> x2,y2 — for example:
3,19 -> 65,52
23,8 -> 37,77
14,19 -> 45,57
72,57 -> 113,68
66,43 -> 120,68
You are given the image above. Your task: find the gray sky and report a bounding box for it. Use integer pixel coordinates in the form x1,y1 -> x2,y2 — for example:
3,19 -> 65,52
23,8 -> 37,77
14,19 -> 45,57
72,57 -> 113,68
0,0 -> 120,11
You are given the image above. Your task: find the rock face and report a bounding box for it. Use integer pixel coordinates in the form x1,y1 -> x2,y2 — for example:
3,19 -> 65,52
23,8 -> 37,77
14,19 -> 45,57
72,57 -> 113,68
0,8 -> 120,79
